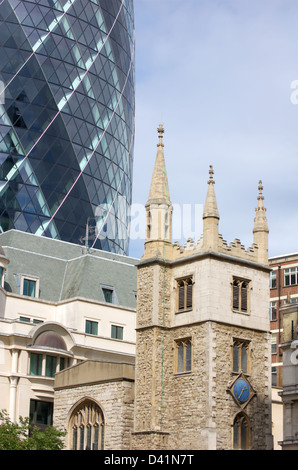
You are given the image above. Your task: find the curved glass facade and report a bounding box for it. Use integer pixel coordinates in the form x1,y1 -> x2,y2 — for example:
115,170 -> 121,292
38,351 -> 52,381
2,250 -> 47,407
0,0 -> 135,254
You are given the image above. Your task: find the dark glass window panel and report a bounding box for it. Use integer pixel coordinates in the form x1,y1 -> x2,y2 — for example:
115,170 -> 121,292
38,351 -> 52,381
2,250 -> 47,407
45,355 -> 57,377
103,288 -> 113,303
29,399 -> 53,429
30,353 -> 42,376
23,278 -> 36,297
85,320 -> 98,335
111,325 -> 123,340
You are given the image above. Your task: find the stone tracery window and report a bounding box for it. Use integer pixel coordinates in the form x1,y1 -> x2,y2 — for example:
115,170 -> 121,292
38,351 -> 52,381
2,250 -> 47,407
175,338 -> 192,373
232,339 -> 249,374
69,400 -> 104,450
233,412 -> 250,450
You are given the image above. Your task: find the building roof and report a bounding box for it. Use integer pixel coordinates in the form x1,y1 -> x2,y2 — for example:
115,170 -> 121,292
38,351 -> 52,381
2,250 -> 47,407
269,253 -> 298,264
0,230 -> 138,308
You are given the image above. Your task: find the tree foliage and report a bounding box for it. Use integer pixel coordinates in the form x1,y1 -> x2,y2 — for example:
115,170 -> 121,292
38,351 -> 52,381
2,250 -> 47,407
0,410 -> 66,450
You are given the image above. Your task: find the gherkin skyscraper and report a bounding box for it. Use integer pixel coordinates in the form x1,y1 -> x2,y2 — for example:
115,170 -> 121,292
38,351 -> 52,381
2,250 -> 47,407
0,0 -> 135,254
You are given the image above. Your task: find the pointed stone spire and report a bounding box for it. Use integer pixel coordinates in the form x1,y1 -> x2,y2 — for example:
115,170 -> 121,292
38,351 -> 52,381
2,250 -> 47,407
202,166 -> 220,250
147,124 -> 171,206
203,165 -> 220,220
253,180 -> 269,264
143,125 -> 173,258
253,180 -> 269,233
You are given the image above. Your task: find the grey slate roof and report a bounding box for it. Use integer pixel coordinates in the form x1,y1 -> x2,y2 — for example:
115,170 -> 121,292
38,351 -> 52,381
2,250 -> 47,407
0,230 -> 138,309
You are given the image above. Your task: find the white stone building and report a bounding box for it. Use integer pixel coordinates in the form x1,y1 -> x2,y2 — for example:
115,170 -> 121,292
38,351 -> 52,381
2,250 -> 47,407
0,229 -> 137,434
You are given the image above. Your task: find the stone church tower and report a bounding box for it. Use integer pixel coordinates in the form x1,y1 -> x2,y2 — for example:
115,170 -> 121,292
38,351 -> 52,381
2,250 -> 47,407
132,125 -> 272,450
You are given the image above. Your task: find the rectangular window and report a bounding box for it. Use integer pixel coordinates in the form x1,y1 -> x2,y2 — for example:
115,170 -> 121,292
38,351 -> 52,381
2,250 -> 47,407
232,340 -> 249,374
30,353 -> 42,376
29,400 -> 53,431
270,271 -> 277,289
271,334 -> 277,355
60,357 -> 65,371
177,277 -> 193,312
272,367 -> 277,387
20,316 -> 31,323
45,355 -> 57,377
270,301 -> 277,321
232,278 -> 250,313
85,320 -> 98,335
111,325 -> 123,340
285,267 -> 298,286
0,267 -> 3,287
23,278 -> 36,297
175,338 -> 192,373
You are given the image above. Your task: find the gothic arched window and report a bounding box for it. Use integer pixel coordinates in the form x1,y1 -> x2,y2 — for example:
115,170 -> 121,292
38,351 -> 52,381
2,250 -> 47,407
233,412 -> 250,450
69,400 -> 104,450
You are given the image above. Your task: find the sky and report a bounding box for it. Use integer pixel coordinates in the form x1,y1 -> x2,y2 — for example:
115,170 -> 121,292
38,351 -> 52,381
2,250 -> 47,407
128,0 -> 298,260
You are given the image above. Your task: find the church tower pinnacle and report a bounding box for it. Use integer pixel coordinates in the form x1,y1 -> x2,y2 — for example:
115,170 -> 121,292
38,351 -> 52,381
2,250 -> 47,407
202,165 -> 220,250
147,124 -> 171,205
143,125 -> 173,259
253,180 -> 269,264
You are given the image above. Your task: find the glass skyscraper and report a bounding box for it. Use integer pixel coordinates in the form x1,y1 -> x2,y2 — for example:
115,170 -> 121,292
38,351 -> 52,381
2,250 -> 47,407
0,0 -> 135,254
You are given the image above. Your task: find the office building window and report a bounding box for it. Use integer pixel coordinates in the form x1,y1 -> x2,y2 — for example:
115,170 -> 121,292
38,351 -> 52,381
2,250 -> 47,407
111,325 -> 123,340
233,340 -> 249,374
177,277 -> 193,312
23,278 -> 37,297
20,316 -> 31,323
272,366 -> 277,387
60,357 -> 66,371
29,352 -> 68,377
270,271 -> 277,289
232,278 -> 250,313
30,353 -> 42,376
175,338 -> 192,373
103,288 -> 113,303
271,334 -> 277,355
85,320 -> 98,336
285,267 -> 298,286
29,400 -> 53,431
45,355 -> 57,378
270,301 -> 277,321
20,316 -> 43,324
